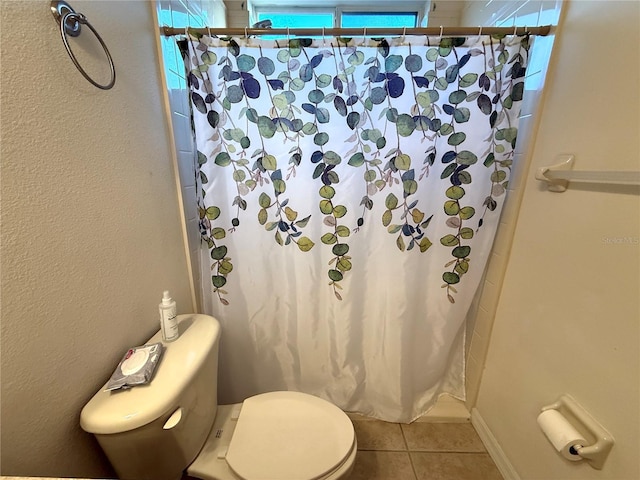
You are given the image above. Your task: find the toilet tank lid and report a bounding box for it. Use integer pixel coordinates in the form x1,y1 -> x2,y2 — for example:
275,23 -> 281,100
80,314 -> 221,435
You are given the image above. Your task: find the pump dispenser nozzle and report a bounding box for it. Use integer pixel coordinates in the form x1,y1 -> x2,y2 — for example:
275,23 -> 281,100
162,291 -> 172,305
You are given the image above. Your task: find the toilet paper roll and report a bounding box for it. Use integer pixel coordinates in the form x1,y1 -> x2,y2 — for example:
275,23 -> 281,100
537,409 -> 587,461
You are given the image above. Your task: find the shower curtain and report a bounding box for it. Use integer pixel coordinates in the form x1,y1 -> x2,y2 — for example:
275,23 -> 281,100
182,32 -> 529,422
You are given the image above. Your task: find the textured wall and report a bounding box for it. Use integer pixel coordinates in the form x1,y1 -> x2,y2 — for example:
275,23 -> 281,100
1,0 -> 192,477
475,1 -> 640,478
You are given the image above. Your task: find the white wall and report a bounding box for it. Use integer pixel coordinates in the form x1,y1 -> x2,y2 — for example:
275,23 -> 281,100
1,1 -> 192,477
475,1 -> 640,479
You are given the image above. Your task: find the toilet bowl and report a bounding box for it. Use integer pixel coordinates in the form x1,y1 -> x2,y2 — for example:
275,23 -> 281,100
188,392 -> 356,480
80,314 -> 356,480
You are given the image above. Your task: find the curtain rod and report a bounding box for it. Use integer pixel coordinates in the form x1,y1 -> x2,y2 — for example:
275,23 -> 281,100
161,25 -> 552,37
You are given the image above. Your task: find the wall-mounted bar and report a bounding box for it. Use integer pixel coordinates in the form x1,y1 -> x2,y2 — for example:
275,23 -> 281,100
161,25 -> 552,37
536,155 -> 640,192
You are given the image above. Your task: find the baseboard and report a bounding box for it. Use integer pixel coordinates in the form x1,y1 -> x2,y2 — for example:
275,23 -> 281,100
471,408 -> 521,480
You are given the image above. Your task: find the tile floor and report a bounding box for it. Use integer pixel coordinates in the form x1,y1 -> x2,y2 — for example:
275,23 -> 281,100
346,417 -> 503,480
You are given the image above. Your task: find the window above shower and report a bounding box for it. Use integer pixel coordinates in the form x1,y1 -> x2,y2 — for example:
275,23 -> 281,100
250,0 -> 427,30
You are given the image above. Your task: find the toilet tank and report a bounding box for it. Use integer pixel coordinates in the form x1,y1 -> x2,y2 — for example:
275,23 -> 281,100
80,314 -> 221,480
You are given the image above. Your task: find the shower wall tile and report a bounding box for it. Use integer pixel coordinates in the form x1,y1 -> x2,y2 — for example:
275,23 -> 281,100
538,0 -> 560,25
497,189 -> 520,226
471,306 -> 494,344
170,88 -> 190,117
156,0 -> 225,312
463,278 -> 484,351
183,185 -> 198,221
514,115 -> 534,155
464,354 -> 482,407
519,87 -> 541,117
523,70 -> 543,91
161,37 -> 180,73
468,332 -> 491,379
177,150 -> 196,188
478,280 -> 500,314
460,0 -> 562,412
484,253 -> 505,286
514,1 -> 543,26
489,222 -> 511,257
507,153 -> 528,192
187,218 -> 200,252
172,113 -> 193,152
426,1 -> 464,28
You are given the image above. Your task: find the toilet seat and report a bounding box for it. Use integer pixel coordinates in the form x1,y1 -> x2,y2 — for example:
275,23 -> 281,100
225,392 -> 355,480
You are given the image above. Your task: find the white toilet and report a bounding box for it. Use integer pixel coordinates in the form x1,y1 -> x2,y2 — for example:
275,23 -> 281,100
80,314 -> 356,480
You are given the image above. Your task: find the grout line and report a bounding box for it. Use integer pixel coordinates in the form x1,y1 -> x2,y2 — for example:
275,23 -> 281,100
400,424 -> 410,451
406,450 -> 491,454
400,425 -> 420,480
357,447 -> 488,453
357,448 -> 411,452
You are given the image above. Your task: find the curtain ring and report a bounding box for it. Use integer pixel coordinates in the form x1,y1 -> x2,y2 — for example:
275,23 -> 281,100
322,27 -> 326,47
402,27 -> 407,43
361,27 -> 367,46
244,26 -> 248,39
439,25 -> 444,41
287,27 -> 290,43
206,26 -> 211,37
478,25 -> 483,37
513,25 -> 518,36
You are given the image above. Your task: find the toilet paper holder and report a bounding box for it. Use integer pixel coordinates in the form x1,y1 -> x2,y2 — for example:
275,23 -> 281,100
540,394 -> 614,470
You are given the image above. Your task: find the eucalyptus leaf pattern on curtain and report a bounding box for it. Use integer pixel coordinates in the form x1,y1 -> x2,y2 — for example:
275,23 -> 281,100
182,33 -> 529,421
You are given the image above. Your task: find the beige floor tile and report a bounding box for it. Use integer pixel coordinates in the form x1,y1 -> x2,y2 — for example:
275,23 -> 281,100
346,451 -> 417,480
411,452 -> 503,480
401,423 -> 486,452
353,419 -> 407,450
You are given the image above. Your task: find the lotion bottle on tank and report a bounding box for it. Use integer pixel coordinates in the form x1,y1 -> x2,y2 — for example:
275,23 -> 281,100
159,291 -> 178,342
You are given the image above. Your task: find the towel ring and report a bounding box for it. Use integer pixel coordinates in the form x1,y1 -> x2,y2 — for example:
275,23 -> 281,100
52,1 -> 115,90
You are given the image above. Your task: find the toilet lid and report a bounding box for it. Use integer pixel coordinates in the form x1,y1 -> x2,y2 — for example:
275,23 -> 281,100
226,391 -> 355,480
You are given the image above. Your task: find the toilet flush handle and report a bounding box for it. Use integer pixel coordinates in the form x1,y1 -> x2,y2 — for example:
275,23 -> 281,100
163,407 -> 183,430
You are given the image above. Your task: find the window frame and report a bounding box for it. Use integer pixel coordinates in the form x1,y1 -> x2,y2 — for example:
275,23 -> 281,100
337,9 -> 419,28
252,4 -> 425,29
254,7 -> 339,28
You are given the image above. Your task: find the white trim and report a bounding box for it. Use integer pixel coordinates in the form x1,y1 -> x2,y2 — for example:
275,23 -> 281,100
471,408 -> 521,480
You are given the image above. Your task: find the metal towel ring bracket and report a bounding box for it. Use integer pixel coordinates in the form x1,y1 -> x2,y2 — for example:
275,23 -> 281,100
51,0 -> 116,90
